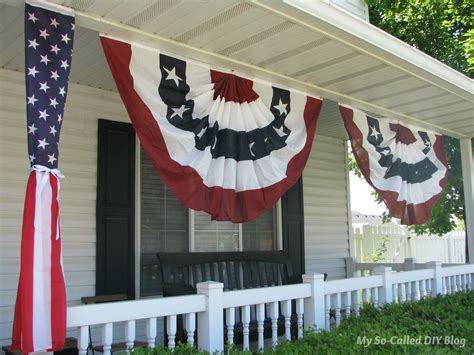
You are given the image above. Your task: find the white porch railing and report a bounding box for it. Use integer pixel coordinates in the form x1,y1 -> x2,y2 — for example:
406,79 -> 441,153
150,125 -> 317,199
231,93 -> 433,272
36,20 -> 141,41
67,262 -> 473,353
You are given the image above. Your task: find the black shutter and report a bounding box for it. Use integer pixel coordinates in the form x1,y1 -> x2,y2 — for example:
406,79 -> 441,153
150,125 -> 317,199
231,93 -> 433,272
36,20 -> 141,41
96,119 -> 135,299
281,177 -> 305,275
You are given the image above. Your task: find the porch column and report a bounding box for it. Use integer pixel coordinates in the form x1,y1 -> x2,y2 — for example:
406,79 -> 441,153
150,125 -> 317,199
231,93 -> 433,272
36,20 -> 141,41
460,138 -> 474,263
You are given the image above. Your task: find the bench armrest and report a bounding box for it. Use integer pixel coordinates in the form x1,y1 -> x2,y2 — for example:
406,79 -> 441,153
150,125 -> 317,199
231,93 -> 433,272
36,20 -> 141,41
161,282 -> 196,297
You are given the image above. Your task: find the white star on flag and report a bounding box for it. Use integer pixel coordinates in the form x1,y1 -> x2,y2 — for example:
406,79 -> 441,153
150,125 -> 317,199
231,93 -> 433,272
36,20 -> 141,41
164,67 -> 182,87
27,12 -> 38,23
39,29 -> 49,39
60,60 -> 69,70
39,109 -> 50,120
57,114 -> 62,122
273,124 -> 287,137
51,70 -> 60,81
39,81 -> 50,92
28,39 -> 39,50
37,138 -> 49,149
50,44 -> 60,54
28,123 -> 38,134
273,99 -> 288,116
171,105 -> 189,119
369,126 -> 381,140
27,66 -> 39,77
49,125 -> 57,136
27,94 -> 38,106
40,54 -> 50,65
50,17 -> 59,28
49,97 -> 58,108
29,154 -> 35,163
61,33 -> 71,44
58,87 -> 66,97
47,154 -> 57,164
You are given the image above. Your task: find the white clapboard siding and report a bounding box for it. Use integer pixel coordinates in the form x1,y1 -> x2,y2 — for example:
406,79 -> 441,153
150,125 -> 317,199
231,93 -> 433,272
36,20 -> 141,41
0,68 -> 130,347
303,135 -> 350,280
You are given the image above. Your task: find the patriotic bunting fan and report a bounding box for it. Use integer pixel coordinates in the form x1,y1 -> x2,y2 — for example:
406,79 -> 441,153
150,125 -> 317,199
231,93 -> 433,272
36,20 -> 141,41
340,105 -> 448,225
101,36 -> 323,222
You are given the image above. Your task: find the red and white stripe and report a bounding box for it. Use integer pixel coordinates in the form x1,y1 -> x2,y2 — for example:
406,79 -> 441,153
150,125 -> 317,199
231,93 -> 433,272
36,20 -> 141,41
12,169 -> 66,353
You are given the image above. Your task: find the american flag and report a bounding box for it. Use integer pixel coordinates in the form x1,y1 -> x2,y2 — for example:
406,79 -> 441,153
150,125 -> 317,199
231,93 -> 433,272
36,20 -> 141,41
11,2 -> 74,353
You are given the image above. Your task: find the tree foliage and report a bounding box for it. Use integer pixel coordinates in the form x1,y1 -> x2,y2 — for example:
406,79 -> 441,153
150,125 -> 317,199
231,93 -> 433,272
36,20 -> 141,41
350,0 -> 471,235
368,0 -> 473,77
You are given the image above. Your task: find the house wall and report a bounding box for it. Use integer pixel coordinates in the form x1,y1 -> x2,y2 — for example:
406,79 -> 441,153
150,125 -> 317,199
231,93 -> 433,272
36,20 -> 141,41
0,68 -> 351,346
303,135 -> 351,280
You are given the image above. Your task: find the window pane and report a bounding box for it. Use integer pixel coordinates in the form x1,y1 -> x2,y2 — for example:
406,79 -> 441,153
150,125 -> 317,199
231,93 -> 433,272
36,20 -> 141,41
194,211 -> 239,252
140,148 -> 188,296
242,208 -> 275,251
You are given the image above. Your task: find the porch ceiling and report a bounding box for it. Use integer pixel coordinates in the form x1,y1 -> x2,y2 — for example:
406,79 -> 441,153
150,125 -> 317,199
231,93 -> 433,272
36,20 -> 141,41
0,0 -> 472,139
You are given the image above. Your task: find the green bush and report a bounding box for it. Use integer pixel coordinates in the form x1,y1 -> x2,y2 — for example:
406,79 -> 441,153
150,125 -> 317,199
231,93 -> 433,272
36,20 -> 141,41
132,291 -> 474,354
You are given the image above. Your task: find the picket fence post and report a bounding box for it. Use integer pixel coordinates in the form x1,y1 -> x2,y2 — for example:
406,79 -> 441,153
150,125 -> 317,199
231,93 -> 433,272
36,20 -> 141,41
427,261 -> 443,296
373,266 -> 393,305
196,281 -> 224,353
404,257 -> 416,271
302,273 -> 326,331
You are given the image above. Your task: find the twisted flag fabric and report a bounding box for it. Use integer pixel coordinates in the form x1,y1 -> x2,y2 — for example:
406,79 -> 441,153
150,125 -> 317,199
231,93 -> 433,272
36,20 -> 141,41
340,105 -> 448,225
12,2 -> 74,352
101,36 -> 323,222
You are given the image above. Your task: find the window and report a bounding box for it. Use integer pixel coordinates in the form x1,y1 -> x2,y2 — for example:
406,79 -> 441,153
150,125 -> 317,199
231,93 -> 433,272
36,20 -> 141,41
139,147 -> 280,296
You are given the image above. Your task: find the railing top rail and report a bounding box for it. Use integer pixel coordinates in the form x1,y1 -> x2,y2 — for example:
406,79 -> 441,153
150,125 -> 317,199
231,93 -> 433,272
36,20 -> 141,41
324,274 -> 382,294
391,269 -> 433,283
441,264 -> 474,277
355,262 -> 405,270
222,283 -> 311,309
67,294 -> 206,327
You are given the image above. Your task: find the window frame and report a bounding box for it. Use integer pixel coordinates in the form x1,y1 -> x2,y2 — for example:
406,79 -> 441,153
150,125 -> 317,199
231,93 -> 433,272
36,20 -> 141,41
134,138 -> 283,298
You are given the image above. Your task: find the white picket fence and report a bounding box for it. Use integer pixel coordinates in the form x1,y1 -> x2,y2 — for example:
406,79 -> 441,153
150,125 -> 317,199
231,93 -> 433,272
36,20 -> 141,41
67,262 -> 474,353
353,225 -> 466,263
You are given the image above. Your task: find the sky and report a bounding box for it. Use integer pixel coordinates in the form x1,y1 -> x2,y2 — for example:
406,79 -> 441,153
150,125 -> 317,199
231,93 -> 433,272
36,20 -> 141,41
349,172 -> 388,215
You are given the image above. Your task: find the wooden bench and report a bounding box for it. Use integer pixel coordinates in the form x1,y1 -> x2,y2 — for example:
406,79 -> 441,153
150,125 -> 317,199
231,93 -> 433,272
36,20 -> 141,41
156,251 -> 303,296
156,251 -> 327,345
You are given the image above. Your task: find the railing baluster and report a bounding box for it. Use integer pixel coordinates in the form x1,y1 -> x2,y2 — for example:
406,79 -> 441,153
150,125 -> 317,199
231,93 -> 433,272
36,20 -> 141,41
467,274 -> 472,290
392,284 -> 397,303
166,315 -> 177,350
420,279 -> 426,298
184,312 -> 196,346
399,283 -> 405,303
125,320 -> 136,352
344,292 -> 351,318
225,307 -> 235,347
77,326 -> 89,355
324,294 -> 331,331
102,323 -> 113,355
282,300 -> 291,341
460,274 -> 466,291
256,303 -> 265,351
413,281 -> 420,301
296,298 -> 304,339
406,282 -> 412,301
270,301 -> 279,347
362,288 -> 370,304
452,276 -> 457,293
445,277 -> 450,294
146,317 -> 157,348
335,293 -> 341,326
242,305 -> 251,351
354,290 -> 361,316
427,278 -> 432,295
373,287 -> 379,308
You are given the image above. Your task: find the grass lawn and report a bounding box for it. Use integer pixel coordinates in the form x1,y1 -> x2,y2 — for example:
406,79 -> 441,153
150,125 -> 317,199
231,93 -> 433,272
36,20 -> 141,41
133,290 -> 474,354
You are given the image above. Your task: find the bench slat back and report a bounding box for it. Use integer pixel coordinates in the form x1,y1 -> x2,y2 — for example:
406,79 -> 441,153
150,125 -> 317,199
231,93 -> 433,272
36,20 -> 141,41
157,251 -> 294,291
